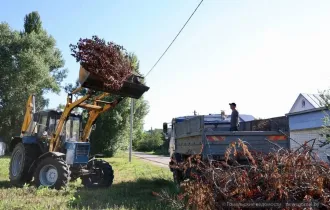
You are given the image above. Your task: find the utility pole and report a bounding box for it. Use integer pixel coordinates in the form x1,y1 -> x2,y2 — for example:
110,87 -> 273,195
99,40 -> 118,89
129,98 -> 134,162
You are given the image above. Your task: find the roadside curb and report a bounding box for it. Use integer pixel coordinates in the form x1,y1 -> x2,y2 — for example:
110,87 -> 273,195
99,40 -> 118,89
133,154 -> 169,169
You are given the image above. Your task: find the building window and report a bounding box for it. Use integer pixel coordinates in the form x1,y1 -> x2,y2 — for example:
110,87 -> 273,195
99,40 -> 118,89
302,100 -> 305,108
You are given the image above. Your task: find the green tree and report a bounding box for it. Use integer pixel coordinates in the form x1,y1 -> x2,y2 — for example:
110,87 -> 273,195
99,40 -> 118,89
65,53 -> 149,156
136,130 -> 163,152
24,12 -> 42,34
319,90 -> 330,144
57,104 -> 65,110
0,12 -> 67,142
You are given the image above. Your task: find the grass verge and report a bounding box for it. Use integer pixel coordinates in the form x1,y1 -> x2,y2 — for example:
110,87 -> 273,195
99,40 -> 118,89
0,153 -> 176,210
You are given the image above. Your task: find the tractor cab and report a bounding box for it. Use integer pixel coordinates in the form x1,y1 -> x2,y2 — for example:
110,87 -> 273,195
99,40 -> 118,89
32,109 -> 83,153
33,109 -> 82,140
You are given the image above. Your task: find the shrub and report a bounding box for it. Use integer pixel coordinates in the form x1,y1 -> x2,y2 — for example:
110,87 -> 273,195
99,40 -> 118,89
156,140 -> 330,209
70,35 -> 132,90
136,130 -> 163,152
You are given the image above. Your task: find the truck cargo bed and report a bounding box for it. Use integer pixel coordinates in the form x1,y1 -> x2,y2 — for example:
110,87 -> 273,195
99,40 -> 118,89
173,115 -> 290,160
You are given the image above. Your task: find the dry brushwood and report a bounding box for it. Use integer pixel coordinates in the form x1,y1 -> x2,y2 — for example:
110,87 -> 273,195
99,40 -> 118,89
158,140 -> 330,210
70,35 -> 132,90
252,119 -> 271,131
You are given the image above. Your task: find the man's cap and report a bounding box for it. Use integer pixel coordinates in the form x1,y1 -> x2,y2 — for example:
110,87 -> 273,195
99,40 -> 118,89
229,103 -> 236,106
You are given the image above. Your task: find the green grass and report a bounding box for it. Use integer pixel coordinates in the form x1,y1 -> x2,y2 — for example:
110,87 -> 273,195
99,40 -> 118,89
0,154 -> 177,210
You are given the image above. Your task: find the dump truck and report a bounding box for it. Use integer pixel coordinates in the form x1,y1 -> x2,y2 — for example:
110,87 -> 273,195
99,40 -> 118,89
163,114 -> 290,184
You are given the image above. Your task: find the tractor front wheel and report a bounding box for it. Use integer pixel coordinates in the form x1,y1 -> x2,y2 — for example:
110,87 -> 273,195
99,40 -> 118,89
81,159 -> 114,188
33,157 -> 69,190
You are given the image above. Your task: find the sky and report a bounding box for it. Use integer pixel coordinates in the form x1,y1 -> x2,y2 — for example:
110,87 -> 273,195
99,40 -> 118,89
1,0 -> 330,130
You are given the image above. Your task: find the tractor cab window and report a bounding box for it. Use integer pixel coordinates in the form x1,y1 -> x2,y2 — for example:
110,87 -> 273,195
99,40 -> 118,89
48,112 -> 62,136
65,119 -> 71,140
48,116 -> 57,134
34,111 -> 81,142
37,115 -> 48,137
71,116 -> 80,141
55,116 -> 81,142
60,116 -> 81,142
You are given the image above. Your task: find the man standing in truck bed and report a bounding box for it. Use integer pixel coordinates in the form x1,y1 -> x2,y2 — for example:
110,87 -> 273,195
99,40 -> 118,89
229,103 -> 239,131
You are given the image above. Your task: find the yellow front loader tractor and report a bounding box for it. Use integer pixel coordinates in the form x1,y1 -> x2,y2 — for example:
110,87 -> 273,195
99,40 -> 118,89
8,67 -> 149,189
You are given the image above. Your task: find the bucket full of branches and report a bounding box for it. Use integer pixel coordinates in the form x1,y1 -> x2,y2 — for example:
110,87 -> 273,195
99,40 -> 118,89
156,140 -> 330,210
70,35 -> 149,99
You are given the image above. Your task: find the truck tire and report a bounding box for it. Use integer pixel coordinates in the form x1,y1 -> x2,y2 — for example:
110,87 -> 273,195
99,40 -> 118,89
81,159 -> 114,188
173,169 -> 184,186
33,157 -> 69,190
9,143 -> 39,186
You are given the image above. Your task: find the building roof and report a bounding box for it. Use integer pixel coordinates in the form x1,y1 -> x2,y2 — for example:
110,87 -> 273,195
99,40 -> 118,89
238,114 -> 256,122
288,93 -> 327,115
301,93 -> 324,108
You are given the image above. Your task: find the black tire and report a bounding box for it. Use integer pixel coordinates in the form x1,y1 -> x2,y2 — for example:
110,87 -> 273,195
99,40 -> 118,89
33,157 -> 69,190
81,159 -> 114,188
9,143 -> 39,186
173,169 -> 184,187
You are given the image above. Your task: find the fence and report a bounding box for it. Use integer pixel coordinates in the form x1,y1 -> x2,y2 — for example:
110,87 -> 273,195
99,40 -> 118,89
239,116 -> 289,132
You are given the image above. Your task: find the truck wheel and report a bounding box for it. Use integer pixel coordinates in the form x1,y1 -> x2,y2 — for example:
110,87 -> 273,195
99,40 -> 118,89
9,143 -> 38,186
81,159 -> 114,188
173,169 -> 184,187
33,157 -> 69,190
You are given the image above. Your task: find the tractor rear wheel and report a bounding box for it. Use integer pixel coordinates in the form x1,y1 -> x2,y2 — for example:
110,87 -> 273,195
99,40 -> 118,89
9,143 -> 39,186
81,159 -> 114,188
33,157 -> 69,190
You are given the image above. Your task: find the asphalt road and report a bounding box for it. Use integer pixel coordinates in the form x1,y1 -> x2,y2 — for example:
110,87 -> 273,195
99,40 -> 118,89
132,151 -> 170,168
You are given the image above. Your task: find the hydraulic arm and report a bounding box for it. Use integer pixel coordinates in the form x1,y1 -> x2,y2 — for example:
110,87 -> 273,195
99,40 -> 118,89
49,88 -> 124,152
20,95 -> 35,137
81,93 -> 124,142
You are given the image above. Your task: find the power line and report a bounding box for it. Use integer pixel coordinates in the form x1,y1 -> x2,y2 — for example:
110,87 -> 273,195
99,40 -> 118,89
145,0 -> 204,77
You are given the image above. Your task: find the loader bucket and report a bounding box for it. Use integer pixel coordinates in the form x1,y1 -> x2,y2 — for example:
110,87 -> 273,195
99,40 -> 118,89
79,66 -> 150,99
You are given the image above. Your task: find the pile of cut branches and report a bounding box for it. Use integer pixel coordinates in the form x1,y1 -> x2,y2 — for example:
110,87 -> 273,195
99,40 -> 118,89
70,35 -> 132,90
157,140 -> 330,210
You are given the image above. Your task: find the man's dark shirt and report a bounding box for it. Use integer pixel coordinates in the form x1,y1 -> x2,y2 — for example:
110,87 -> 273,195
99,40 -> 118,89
230,109 -> 239,128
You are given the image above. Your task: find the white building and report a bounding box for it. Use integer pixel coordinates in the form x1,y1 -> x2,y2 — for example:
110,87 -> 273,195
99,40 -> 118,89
287,93 -> 329,162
